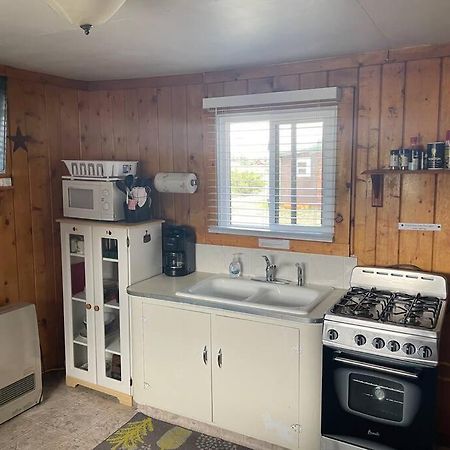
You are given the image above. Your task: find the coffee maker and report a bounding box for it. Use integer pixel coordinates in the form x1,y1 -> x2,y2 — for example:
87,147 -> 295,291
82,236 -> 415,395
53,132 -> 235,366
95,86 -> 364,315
162,224 -> 196,277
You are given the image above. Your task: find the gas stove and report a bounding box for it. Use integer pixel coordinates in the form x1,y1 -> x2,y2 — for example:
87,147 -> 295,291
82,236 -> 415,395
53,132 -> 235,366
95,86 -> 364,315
323,266 -> 447,366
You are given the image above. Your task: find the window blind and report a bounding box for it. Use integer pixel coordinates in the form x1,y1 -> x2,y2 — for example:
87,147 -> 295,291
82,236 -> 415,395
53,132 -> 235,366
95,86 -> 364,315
203,88 -> 340,242
0,77 -> 7,174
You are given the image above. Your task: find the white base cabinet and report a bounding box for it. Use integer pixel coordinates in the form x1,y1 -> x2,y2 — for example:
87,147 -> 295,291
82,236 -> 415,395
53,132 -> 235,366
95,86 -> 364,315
142,304 -> 212,422
131,298 -> 323,449
60,219 -> 162,404
212,315 -> 300,449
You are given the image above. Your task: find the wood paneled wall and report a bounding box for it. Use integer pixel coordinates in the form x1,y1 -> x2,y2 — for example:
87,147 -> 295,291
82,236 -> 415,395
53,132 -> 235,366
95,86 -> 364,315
2,45 -> 450,438
0,77 -> 82,370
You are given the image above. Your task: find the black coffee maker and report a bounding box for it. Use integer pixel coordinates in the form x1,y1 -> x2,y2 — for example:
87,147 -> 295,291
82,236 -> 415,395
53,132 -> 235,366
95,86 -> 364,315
162,224 -> 196,277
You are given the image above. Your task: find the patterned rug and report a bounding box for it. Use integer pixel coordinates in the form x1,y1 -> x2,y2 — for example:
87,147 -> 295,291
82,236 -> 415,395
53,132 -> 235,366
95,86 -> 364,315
94,413 -> 250,450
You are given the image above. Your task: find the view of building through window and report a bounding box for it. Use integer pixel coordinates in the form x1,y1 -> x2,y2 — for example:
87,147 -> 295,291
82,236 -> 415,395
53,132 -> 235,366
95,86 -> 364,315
227,119 -> 324,228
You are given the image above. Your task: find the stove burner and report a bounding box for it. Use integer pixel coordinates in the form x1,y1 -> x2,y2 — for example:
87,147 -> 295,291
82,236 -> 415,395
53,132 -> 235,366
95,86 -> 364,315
331,287 -> 442,329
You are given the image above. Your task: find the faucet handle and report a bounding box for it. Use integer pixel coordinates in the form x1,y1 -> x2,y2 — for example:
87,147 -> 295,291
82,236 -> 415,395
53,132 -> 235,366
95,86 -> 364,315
295,262 -> 305,286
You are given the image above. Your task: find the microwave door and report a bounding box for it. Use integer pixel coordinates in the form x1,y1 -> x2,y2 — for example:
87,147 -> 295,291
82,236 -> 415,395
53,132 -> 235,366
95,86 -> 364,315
64,182 -> 102,220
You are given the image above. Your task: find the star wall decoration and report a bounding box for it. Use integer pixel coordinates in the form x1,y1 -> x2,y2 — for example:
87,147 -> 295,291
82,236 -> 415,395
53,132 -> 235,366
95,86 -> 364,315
8,126 -> 30,152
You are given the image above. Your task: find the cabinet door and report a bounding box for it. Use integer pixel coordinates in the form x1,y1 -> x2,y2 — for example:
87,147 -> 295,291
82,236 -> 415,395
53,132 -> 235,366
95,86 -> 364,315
92,226 -> 130,394
212,316 -> 300,449
60,222 -> 96,384
142,304 -> 212,422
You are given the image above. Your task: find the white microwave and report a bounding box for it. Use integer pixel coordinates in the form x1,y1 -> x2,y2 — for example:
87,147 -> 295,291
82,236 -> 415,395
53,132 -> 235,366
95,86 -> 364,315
62,178 -> 126,221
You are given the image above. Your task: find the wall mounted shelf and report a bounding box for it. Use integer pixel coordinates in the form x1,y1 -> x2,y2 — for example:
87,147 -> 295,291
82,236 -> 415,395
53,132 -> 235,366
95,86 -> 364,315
362,169 -> 450,207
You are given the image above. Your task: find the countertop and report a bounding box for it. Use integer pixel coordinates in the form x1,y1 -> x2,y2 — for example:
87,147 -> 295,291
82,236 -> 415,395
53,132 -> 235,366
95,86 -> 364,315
127,272 -> 345,324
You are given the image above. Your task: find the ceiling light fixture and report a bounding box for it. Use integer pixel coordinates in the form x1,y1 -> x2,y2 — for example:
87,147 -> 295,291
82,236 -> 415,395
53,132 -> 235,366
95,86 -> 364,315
46,0 -> 127,35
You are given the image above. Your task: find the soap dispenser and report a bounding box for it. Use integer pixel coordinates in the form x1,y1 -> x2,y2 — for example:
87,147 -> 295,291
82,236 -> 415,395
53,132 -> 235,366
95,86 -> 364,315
229,254 -> 242,278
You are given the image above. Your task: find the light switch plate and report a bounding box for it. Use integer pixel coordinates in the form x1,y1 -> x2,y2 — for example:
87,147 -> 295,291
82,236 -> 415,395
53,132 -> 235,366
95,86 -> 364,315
398,223 -> 441,231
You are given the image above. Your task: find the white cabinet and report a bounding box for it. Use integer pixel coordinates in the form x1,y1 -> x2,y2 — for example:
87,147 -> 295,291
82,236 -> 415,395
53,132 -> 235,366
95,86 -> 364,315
212,315 -> 300,449
132,301 -> 308,449
60,220 -> 162,405
142,304 -> 212,422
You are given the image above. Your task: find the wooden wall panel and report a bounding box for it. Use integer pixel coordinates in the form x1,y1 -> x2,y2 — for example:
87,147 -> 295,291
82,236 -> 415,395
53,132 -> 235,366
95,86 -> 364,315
0,190 -> 18,304
375,63 -> 405,266
1,78 -> 80,370
157,87 -> 175,221
399,59 -> 440,270
353,66 -> 382,264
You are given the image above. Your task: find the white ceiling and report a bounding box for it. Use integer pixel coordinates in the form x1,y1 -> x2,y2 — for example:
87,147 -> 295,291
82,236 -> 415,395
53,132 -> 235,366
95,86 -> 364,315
1,0 -> 450,81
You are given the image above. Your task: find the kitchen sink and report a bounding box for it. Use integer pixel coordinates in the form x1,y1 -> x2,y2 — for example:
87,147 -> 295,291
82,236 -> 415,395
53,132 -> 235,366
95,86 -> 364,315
175,276 -> 333,315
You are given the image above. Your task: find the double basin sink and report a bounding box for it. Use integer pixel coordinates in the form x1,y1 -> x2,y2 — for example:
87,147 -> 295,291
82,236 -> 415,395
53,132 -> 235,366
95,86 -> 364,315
176,276 -> 333,316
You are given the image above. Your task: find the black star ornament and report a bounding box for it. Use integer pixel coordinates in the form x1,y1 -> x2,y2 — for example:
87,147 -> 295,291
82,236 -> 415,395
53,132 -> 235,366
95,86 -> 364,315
8,126 -> 30,152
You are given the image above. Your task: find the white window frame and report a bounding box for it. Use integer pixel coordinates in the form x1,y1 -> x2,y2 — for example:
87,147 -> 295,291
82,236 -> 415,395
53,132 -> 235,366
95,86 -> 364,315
212,106 -> 338,242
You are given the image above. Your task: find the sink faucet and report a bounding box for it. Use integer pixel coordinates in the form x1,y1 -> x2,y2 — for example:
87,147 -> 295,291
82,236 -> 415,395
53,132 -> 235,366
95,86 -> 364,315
295,263 -> 305,286
262,255 -> 277,282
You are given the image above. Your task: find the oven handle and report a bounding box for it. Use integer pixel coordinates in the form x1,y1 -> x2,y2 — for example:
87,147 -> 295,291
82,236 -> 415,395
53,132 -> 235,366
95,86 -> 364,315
334,356 -> 418,379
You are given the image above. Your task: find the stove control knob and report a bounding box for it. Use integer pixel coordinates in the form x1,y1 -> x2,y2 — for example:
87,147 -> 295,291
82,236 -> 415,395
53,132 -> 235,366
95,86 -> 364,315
402,343 -> 416,355
327,329 -> 339,341
418,346 -> 432,358
387,340 -> 400,352
354,334 -> 366,346
372,337 -> 385,349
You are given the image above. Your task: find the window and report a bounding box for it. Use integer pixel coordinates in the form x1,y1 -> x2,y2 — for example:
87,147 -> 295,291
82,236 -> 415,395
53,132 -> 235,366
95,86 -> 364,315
210,103 -> 338,242
0,77 -> 7,175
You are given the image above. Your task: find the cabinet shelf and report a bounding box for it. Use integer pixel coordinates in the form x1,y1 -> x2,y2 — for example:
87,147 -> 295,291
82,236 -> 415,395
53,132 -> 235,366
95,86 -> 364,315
72,291 -> 86,303
74,334 -> 88,347
70,252 -> 85,258
104,299 -> 120,310
103,257 -> 118,263
362,168 -> 450,207
105,335 -> 121,356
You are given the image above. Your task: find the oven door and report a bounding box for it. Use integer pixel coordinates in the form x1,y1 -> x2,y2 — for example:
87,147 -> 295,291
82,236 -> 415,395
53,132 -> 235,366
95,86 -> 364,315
321,345 -> 437,450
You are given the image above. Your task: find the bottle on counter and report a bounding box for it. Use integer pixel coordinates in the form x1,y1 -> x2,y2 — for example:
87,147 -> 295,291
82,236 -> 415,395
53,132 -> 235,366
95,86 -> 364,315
229,254 -> 242,278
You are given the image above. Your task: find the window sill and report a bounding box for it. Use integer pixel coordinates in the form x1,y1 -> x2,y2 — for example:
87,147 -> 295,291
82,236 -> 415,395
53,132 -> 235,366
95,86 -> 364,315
208,226 -> 333,243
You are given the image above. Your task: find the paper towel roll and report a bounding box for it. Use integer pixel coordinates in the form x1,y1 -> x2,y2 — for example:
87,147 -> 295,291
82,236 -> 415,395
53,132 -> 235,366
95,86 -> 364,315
154,172 -> 198,194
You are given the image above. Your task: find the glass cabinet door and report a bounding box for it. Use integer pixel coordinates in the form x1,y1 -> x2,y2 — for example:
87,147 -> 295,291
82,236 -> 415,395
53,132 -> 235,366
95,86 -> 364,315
61,223 -> 96,383
93,227 -> 130,392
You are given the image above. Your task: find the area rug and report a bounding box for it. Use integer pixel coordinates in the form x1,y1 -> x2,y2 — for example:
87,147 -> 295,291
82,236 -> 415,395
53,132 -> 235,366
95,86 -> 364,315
94,412 -> 250,450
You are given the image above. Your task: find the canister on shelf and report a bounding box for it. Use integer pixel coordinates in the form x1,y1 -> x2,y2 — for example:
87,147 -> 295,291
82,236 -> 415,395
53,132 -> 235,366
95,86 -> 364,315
445,130 -> 450,168
420,150 -> 427,170
408,150 -> 421,171
389,149 -> 399,170
399,149 -> 410,170
427,142 -> 445,169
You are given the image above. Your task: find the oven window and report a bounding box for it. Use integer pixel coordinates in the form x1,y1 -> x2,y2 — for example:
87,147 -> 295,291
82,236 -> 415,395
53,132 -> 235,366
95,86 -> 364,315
348,373 -> 404,422
68,188 -> 94,210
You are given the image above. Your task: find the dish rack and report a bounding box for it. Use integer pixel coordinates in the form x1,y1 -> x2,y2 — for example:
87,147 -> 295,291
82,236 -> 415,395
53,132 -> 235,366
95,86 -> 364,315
63,160 -> 138,179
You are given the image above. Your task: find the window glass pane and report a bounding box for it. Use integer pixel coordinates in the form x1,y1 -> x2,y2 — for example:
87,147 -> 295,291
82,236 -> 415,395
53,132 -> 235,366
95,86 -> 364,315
0,77 -> 6,174
278,124 -> 292,225
229,121 -> 270,227
296,122 -> 323,227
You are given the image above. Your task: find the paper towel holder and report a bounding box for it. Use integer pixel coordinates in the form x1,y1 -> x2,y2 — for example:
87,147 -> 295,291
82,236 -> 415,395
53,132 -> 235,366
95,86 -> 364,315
154,172 -> 198,194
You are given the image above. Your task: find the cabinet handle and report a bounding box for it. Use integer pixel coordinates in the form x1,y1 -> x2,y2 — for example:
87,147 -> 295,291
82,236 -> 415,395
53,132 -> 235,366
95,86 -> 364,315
217,349 -> 223,368
86,303 -> 92,310
94,305 -> 99,312
202,346 -> 208,365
